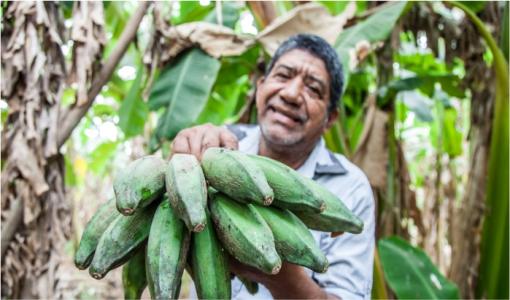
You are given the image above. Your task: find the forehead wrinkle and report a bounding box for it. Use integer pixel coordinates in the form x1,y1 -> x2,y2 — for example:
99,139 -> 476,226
275,61 -> 327,83
274,64 -> 295,73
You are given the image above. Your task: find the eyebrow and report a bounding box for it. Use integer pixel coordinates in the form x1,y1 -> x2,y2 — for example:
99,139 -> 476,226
275,64 -> 327,93
275,64 -> 294,73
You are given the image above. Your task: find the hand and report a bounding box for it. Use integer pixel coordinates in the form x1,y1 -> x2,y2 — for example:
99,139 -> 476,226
170,123 -> 238,160
230,258 -> 335,299
331,231 -> 344,238
229,256 -> 276,285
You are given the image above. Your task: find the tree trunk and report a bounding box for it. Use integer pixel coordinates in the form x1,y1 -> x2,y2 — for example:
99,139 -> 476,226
1,2 -> 69,298
1,1 -> 149,298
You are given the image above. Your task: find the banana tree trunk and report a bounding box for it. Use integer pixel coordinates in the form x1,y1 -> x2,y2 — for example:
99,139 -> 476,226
1,2 -> 69,298
0,2 -> 149,298
447,2 -> 508,298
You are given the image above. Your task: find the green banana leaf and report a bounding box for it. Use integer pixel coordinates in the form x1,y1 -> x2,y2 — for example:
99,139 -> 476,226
334,1 -> 409,93
458,1 -> 487,13
148,48 -> 221,142
118,63 -> 148,138
197,45 -> 259,125
378,74 -> 464,107
379,236 -> 460,299
203,1 -> 240,28
173,1 -> 213,25
394,53 -> 465,98
448,2 -> 509,299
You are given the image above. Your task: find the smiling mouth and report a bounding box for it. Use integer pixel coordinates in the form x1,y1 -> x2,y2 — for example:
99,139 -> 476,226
268,106 -> 305,124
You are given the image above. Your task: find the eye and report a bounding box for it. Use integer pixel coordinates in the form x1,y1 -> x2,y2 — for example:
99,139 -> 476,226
276,72 -> 290,79
308,85 -> 321,97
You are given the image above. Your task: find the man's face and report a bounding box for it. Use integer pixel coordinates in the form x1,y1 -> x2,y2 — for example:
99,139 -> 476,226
256,49 -> 337,147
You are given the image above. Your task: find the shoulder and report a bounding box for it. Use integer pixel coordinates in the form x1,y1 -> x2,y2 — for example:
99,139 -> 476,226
316,151 -> 373,213
335,153 -> 371,189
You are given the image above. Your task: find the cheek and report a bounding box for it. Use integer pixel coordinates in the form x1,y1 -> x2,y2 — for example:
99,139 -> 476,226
256,83 -> 278,111
255,89 -> 265,112
307,104 -> 329,128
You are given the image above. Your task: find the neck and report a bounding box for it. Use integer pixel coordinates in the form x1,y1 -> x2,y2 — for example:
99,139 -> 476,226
258,138 -> 317,170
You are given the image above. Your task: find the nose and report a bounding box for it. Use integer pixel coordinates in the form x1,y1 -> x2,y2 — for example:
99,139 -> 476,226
279,78 -> 303,107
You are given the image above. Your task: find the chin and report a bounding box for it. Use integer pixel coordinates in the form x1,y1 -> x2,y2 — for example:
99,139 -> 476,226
260,122 -> 304,146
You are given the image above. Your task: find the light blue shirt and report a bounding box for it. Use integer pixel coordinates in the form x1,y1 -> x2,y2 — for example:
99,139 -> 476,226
190,124 -> 375,300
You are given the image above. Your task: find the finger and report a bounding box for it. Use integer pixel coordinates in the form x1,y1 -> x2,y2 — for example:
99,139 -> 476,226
220,130 -> 239,150
171,136 -> 191,156
200,131 -> 221,159
331,231 -> 344,238
187,129 -> 205,159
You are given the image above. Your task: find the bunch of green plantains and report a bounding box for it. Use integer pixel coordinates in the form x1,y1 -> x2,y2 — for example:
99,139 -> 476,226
75,147 -> 363,299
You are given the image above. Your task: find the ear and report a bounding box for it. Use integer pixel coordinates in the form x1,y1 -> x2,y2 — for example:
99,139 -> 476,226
325,109 -> 339,130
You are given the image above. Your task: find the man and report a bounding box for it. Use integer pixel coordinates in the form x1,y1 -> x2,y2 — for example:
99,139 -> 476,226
172,34 -> 375,299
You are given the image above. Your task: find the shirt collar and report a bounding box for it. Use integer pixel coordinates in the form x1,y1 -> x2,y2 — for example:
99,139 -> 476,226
237,125 -> 348,179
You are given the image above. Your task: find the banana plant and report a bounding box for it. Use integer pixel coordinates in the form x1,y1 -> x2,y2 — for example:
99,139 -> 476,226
447,2 -> 509,299
379,236 -> 460,299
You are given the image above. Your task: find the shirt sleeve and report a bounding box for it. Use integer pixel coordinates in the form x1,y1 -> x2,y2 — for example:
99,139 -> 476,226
311,179 -> 376,300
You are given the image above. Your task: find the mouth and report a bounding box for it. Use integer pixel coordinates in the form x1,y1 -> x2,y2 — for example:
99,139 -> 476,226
267,105 -> 306,126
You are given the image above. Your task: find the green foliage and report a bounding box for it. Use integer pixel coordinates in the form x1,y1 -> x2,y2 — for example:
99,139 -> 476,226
379,236 -> 460,299
395,53 -> 465,98
62,87 -> 76,107
173,1 -> 214,25
334,1 -> 409,92
318,1 -> 349,15
378,74 -> 464,108
118,63 -> 148,138
196,45 -> 260,125
502,2 -> 509,60
88,141 -> 119,175
60,1 -> 74,19
458,1 -> 487,13
148,48 -> 221,143
430,102 -> 463,158
103,2 -> 131,58
65,155 -> 77,187
203,2 -> 241,28
399,91 -> 434,122
319,1 -> 368,16
92,104 -> 117,118
195,75 -> 249,125
274,1 -> 294,16
1,103 -> 7,126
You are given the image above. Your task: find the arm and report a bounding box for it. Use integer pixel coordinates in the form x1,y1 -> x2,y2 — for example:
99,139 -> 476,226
230,260 -> 340,300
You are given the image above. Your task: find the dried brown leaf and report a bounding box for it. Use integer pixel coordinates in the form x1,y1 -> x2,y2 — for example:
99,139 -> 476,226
11,134 -> 49,196
69,1 -> 106,106
353,96 -> 389,188
257,2 -> 357,56
157,21 -> 253,63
